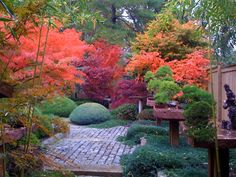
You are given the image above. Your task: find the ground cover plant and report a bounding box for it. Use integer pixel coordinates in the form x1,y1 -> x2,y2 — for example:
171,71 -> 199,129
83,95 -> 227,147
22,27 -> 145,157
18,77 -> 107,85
120,122 -> 208,177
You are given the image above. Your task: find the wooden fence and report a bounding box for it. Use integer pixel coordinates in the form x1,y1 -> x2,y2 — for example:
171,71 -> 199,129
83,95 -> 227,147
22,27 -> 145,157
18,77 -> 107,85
208,65 -> 236,121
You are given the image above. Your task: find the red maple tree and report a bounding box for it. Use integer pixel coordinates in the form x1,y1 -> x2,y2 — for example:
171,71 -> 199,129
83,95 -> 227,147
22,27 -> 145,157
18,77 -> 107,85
81,40 -> 123,101
1,25 -> 93,90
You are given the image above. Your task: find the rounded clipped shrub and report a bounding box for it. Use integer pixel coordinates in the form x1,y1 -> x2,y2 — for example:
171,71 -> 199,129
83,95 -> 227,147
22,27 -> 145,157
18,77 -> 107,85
69,103 -> 111,125
37,96 -> 77,117
113,104 -> 137,120
137,109 -> 154,120
184,101 -> 213,124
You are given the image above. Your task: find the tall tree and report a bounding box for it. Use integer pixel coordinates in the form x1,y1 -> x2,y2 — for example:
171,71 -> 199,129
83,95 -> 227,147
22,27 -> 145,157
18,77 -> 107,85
166,0 -> 236,65
61,0 -> 166,45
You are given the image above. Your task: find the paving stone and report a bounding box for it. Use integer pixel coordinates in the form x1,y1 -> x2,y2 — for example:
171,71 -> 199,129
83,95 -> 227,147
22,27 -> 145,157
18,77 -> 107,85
44,125 -> 137,169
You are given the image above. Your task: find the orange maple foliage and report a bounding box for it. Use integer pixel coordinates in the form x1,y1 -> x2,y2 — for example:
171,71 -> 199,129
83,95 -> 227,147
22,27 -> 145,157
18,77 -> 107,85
1,25 -> 93,90
132,17 -> 207,61
125,51 -> 165,79
168,50 -> 210,87
125,50 -> 210,87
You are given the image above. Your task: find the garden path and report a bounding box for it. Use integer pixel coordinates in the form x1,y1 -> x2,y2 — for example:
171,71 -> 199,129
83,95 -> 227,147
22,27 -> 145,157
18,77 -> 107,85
43,124 -> 136,176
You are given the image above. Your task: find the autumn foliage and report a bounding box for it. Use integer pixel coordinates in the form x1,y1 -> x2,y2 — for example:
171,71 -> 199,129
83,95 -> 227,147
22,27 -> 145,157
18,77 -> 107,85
0,25 -> 92,91
125,51 -> 165,79
111,79 -> 148,108
81,40 -> 123,101
126,15 -> 210,88
132,15 -> 207,61
168,50 -> 210,87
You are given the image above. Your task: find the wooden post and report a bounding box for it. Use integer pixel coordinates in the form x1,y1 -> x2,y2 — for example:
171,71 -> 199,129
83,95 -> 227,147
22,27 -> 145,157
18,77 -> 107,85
217,65 -> 222,121
169,121 -> 179,146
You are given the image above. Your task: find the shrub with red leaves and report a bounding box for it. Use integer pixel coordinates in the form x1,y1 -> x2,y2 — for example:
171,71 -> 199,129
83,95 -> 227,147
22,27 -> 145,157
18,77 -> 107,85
111,79 -> 148,108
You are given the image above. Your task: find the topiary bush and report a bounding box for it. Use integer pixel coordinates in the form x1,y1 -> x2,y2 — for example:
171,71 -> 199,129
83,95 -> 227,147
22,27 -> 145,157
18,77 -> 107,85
137,109 -> 154,120
37,96 -> 77,117
69,103 -> 111,125
113,104 -> 137,120
184,101 -> 213,125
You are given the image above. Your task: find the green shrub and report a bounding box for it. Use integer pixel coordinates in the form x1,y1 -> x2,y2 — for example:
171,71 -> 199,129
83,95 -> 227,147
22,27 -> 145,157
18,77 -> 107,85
118,124 -> 168,145
126,124 -> 168,140
155,65 -> 173,81
69,103 -> 111,125
184,101 -> 213,124
147,79 -> 161,93
144,71 -> 155,82
137,109 -> 154,120
164,167 -> 207,177
155,81 -> 181,104
184,101 -> 215,141
114,104 -> 137,120
121,145 -> 184,177
37,96 -> 77,117
34,114 -> 54,139
19,133 -> 40,146
182,85 -> 214,105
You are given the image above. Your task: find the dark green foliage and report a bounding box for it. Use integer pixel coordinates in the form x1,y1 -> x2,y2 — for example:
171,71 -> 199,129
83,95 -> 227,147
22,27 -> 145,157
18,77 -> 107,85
69,103 -> 111,125
182,85 -> 214,105
121,133 -> 207,177
164,167 -> 207,177
113,104 -> 137,120
121,145 -> 181,177
37,96 -> 77,118
18,133 -> 40,146
126,124 -> 168,139
34,114 -> 54,139
137,109 -> 154,120
184,101 -> 213,124
118,124 -> 168,145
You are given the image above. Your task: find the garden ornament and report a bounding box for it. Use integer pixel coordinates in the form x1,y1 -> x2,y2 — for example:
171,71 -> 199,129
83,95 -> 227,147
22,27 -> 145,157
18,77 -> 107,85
223,84 -> 236,130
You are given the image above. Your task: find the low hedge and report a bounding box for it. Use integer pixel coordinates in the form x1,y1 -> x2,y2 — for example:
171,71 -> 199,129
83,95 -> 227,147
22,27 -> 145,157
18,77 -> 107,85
69,103 -> 111,125
112,104 -> 137,120
137,109 -> 154,120
121,145 -> 184,177
37,96 -> 77,117
118,124 -> 168,145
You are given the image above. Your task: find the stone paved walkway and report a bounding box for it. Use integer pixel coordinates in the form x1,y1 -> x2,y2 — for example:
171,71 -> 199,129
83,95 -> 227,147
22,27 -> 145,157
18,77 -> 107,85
44,125 -> 136,175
